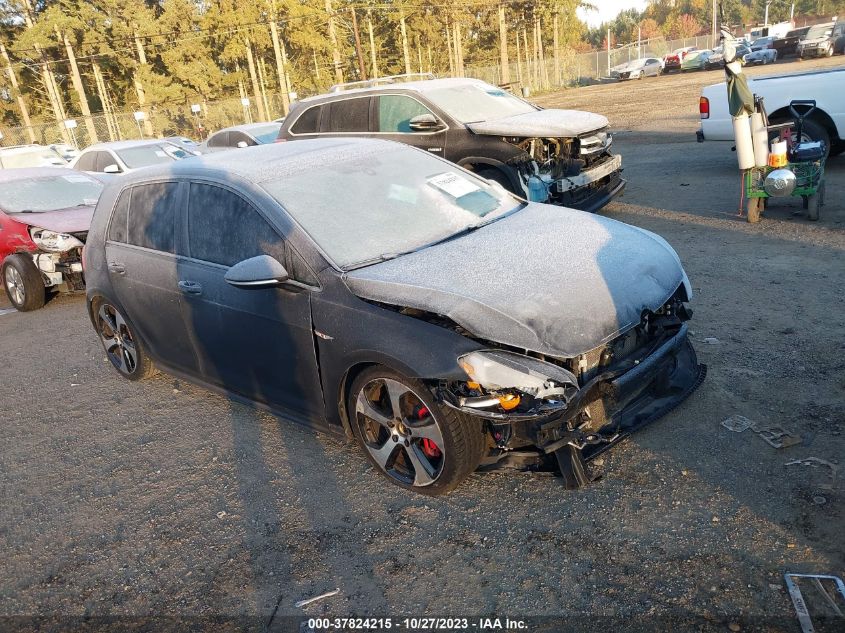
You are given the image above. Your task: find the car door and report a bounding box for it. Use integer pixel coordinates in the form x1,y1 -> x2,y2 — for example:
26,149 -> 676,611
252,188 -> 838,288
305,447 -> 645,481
646,59 -> 661,76
105,181 -> 200,373
319,97 -> 371,137
177,181 -> 324,419
95,150 -> 120,173
374,94 -> 448,158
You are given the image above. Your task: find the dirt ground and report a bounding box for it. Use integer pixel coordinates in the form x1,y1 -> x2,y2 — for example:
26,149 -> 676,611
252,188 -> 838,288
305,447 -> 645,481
2,57 -> 844,632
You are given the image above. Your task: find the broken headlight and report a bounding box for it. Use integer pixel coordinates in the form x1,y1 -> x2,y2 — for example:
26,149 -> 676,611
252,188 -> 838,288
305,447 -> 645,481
457,350 -> 579,406
29,228 -> 83,253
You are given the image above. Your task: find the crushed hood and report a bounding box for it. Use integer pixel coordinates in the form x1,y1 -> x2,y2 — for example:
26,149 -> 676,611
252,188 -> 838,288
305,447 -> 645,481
9,206 -> 94,234
346,204 -> 690,359
467,109 -> 609,138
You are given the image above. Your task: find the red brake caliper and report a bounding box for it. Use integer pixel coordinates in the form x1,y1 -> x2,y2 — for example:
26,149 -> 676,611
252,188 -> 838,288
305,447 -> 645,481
414,405 -> 442,458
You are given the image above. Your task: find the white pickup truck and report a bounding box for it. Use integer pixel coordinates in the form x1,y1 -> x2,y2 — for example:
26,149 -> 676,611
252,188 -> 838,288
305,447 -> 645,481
697,67 -> 845,156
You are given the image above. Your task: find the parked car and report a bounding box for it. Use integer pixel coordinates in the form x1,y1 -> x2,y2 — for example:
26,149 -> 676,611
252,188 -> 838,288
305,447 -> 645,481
70,140 -> 192,176
680,49 -> 714,71
164,136 -> 203,155
773,27 -> 809,57
83,139 -> 703,494
199,122 -> 283,152
663,47 -> 698,72
0,144 -> 68,169
276,77 -> 625,213
707,41 -> 752,69
743,47 -> 778,65
610,57 -> 662,80
1,167 -> 103,311
698,67 -> 845,156
798,22 -> 835,58
49,143 -> 80,162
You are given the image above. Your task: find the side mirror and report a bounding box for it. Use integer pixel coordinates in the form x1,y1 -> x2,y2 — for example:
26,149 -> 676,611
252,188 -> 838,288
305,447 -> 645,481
408,114 -> 443,132
224,255 -> 289,289
236,141 -> 249,149
103,164 -> 121,174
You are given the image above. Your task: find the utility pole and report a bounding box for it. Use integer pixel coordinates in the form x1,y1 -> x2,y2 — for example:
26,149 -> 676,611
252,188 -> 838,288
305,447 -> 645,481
269,21 -> 291,115
712,0 -> 718,44
606,27 -> 611,77
133,29 -> 154,136
399,10 -> 412,75
325,0 -> 343,84
257,56 -> 271,119
367,11 -> 378,79
764,0 -> 772,27
553,12 -> 561,86
0,43 -> 35,142
58,27 -> 97,144
350,8 -> 367,79
498,4 -> 510,84
445,24 -> 454,76
244,38 -> 267,121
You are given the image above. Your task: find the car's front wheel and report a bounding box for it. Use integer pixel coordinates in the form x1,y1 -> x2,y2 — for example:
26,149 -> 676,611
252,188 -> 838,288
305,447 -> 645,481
93,299 -> 155,380
349,367 -> 486,495
2,254 -> 45,312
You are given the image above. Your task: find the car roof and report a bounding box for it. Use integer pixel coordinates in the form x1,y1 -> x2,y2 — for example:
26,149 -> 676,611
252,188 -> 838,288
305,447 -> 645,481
210,122 -> 281,135
297,77 -> 493,103
80,140 -> 178,152
0,144 -> 56,155
0,166 -> 93,183
116,138 -> 403,187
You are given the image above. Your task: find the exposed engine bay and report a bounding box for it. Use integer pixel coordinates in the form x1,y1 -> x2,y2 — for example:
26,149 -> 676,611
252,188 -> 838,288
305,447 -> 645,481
29,230 -> 86,293
501,128 -> 622,206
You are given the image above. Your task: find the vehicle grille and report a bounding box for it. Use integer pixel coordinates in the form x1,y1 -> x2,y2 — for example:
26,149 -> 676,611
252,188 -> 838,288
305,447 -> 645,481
577,129 -> 612,166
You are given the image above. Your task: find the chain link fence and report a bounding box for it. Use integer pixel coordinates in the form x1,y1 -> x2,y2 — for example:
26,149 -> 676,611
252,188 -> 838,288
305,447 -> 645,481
465,34 -> 717,93
0,35 -> 715,149
0,92 -> 289,149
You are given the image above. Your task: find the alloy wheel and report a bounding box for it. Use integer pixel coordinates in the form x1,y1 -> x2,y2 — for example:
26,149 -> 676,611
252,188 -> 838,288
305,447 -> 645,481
97,303 -> 138,375
354,378 -> 445,487
4,266 -> 24,306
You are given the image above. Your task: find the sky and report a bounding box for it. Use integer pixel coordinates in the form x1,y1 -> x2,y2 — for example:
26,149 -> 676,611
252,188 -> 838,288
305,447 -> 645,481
577,0 -> 650,27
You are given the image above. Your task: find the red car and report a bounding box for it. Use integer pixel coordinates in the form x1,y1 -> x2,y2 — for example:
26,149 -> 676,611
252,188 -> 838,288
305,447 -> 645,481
1,167 -> 103,311
663,46 -> 698,72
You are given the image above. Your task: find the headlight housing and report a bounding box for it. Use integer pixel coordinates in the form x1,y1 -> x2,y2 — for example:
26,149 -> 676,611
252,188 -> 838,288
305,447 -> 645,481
29,228 -> 83,253
458,350 -> 578,401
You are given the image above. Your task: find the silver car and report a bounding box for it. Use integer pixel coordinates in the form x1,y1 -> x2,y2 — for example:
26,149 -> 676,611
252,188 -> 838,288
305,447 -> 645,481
610,57 -> 663,80
70,140 -> 192,176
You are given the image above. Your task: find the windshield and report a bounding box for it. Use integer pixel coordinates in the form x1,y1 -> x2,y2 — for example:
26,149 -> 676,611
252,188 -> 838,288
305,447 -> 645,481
752,38 -> 769,46
251,124 -> 282,144
262,144 -> 522,269
0,174 -> 102,213
1,147 -> 67,169
806,25 -> 832,39
116,143 -> 190,168
424,83 -> 536,123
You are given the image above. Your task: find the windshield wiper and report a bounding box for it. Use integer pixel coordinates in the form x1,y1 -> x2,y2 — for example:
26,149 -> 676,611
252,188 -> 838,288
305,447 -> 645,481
344,252 -> 402,270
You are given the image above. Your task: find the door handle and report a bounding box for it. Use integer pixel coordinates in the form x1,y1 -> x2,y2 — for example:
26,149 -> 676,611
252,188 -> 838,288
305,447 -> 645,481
108,262 -> 126,275
178,280 -> 203,295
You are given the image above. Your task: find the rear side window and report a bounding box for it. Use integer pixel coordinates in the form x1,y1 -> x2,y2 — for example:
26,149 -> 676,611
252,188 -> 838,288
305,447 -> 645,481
127,182 -> 179,253
290,106 -> 320,134
187,183 -> 285,267
75,151 -> 96,171
95,151 -> 117,172
378,95 -> 433,133
108,189 -> 131,242
326,98 -> 370,132
207,131 -> 229,148
229,131 -> 257,147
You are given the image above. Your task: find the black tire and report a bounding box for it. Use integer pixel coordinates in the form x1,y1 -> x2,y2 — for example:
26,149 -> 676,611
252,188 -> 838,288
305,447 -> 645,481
348,366 -> 486,495
476,167 -> 519,196
2,253 -> 45,311
92,297 -> 156,381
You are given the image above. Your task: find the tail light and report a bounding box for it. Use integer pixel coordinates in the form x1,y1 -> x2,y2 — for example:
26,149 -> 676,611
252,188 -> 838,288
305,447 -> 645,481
699,96 -> 710,119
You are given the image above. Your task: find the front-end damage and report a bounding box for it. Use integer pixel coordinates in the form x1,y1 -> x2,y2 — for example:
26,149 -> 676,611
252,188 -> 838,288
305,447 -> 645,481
418,290 -> 705,487
25,228 -> 87,293
500,129 -> 625,210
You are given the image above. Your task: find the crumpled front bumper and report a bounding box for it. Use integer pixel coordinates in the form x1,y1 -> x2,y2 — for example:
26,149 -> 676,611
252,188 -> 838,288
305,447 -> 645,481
442,324 -> 705,483
528,324 -> 705,459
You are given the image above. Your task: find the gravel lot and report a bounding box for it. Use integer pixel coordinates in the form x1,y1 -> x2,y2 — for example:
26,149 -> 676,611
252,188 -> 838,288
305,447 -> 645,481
2,58 -> 844,632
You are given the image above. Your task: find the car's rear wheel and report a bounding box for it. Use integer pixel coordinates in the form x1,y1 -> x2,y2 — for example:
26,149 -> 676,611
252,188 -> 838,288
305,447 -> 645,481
349,368 -> 486,495
2,254 -> 45,312
94,299 -> 155,380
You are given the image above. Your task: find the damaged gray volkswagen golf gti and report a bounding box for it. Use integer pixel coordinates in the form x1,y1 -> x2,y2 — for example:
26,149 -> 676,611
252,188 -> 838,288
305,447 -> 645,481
84,138 -> 705,495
